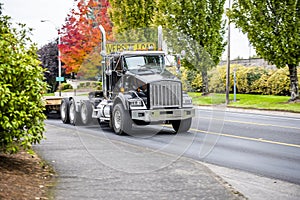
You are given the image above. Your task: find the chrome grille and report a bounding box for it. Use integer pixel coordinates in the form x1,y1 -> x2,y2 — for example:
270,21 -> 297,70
150,81 -> 182,109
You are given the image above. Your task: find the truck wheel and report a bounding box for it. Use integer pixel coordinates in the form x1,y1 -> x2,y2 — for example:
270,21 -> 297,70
171,118 -> 192,133
112,103 -> 132,135
80,101 -> 93,125
69,98 -> 81,126
60,98 -> 70,124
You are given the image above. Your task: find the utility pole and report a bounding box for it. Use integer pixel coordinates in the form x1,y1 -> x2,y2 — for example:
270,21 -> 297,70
226,0 -> 231,105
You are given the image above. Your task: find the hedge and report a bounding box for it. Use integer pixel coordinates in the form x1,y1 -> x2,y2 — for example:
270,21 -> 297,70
0,13 -> 47,153
181,65 -> 300,96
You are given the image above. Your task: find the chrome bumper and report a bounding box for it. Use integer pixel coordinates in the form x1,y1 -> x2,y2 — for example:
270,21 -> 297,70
131,108 -> 195,122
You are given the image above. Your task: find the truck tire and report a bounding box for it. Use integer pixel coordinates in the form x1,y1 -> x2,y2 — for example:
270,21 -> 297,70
69,98 -> 82,126
171,118 -> 192,133
60,98 -> 70,124
112,103 -> 132,135
80,101 -> 93,125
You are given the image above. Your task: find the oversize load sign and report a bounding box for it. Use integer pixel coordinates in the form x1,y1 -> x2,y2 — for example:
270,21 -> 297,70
106,42 -> 156,53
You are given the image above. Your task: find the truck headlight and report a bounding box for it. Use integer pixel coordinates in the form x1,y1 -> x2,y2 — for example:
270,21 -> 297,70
129,99 -> 146,109
182,94 -> 193,107
130,100 -> 142,106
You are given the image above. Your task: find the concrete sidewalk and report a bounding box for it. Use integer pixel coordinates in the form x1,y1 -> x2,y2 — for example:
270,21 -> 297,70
34,124 -> 244,200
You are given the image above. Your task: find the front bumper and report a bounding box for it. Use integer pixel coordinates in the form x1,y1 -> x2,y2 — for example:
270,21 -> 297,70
131,107 -> 195,122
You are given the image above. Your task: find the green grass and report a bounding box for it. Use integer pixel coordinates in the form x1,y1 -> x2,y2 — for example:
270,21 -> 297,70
189,92 -> 300,113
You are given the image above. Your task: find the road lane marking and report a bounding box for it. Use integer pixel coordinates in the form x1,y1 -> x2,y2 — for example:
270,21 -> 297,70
190,128 -> 300,148
195,116 -> 300,131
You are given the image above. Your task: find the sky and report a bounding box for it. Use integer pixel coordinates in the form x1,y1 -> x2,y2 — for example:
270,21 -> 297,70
1,0 -> 256,60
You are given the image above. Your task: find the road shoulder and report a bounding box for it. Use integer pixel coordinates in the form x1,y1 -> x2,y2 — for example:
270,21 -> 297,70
205,163 -> 300,200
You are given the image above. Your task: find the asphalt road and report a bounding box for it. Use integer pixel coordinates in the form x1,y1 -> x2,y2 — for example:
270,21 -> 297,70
46,106 -> 300,185
191,107 -> 300,184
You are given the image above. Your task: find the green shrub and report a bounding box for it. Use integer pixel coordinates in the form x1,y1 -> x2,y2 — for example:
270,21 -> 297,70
208,66 -> 227,93
197,65 -> 298,96
96,82 -> 102,90
251,73 -> 271,94
267,67 -> 290,95
233,66 -> 268,94
191,73 -> 203,92
180,67 -> 189,91
235,65 -> 248,93
78,82 -> 85,88
0,12 -> 47,153
92,82 -> 98,88
58,83 -> 73,91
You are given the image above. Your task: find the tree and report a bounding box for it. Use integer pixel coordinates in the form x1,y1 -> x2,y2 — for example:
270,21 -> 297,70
38,40 -> 59,92
38,40 -> 72,92
155,0 -> 226,95
229,0 -> 300,101
108,0 -> 158,44
59,0 -> 112,75
109,0 -> 156,33
0,4 -> 47,153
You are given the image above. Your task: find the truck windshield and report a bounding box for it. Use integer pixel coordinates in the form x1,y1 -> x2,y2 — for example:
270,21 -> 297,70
124,55 -> 164,74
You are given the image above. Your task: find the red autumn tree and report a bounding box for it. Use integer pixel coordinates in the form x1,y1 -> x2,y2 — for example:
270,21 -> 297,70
59,0 -> 112,75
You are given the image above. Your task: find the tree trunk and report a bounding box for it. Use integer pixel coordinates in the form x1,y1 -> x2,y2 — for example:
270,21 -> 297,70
288,64 -> 299,101
201,69 -> 209,95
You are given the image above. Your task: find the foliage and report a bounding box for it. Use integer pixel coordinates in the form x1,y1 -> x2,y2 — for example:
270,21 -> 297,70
59,0 -> 112,74
206,65 -> 298,96
59,83 -> 73,91
108,0 -> 158,44
108,0 -> 156,33
208,66 -> 227,93
77,46 -> 102,81
37,41 -> 72,92
37,41 -> 58,92
0,6 -> 47,153
251,73 -> 271,95
155,0 -> 226,94
180,68 -> 189,91
233,66 -> 267,93
266,67 -> 290,95
229,0 -> 300,100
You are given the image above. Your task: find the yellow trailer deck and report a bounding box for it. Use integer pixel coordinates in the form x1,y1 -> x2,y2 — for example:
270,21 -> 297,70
43,96 -> 63,113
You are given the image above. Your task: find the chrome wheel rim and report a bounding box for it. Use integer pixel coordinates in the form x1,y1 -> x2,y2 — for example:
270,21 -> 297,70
69,103 -> 75,121
61,102 -> 66,119
114,110 -> 121,130
81,105 -> 87,123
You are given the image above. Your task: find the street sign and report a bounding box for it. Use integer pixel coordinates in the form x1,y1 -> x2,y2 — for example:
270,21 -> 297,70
56,77 -> 64,82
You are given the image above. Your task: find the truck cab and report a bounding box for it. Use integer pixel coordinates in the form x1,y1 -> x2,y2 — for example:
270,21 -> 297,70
91,50 -> 195,135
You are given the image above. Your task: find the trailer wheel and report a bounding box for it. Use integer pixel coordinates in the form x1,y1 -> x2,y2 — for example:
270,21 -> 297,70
171,118 -> 192,133
60,98 -> 70,124
80,101 -> 93,125
112,103 -> 132,135
69,98 -> 81,126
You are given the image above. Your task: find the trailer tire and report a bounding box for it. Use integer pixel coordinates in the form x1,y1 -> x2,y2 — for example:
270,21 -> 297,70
80,101 -> 93,125
60,98 -> 70,124
112,103 -> 132,135
171,118 -> 192,133
69,98 -> 82,126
